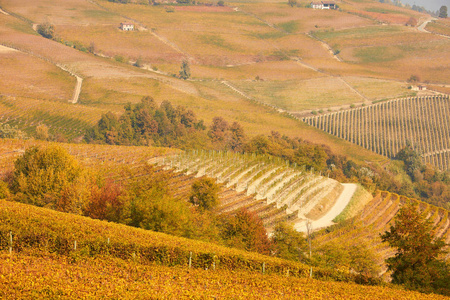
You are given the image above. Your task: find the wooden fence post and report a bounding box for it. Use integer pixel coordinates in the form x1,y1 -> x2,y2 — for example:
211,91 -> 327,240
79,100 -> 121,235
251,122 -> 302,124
9,231 -> 12,256
189,251 -> 192,268
262,262 -> 265,275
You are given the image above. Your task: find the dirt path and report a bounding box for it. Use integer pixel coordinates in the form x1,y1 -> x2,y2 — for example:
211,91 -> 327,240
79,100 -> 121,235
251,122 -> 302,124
0,43 -> 83,103
295,183 -> 357,232
0,7 -> 9,15
418,17 -> 436,33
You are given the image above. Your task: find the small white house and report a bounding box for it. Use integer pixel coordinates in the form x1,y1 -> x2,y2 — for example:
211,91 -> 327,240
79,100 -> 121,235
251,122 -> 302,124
311,1 -> 336,9
411,85 -> 427,91
120,22 -> 134,31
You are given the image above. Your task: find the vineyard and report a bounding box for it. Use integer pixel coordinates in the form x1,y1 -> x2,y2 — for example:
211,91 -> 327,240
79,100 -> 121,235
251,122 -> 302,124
152,150 -> 360,232
314,191 -> 450,274
0,95 -> 109,140
0,199 -> 448,299
0,139 -> 178,179
303,95 -> 450,170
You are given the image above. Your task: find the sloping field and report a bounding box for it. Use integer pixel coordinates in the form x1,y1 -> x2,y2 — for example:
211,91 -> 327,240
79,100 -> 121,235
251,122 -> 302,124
0,139 -> 177,179
0,95 -> 104,140
426,20 -> 450,37
237,3 -> 375,33
303,95 -> 450,170
313,191 -> 450,272
1,200 -> 448,299
229,77 -> 365,111
0,46 -> 75,101
2,253 -> 447,299
0,0 -> 120,25
341,0 -> 427,25
314,25 -> 450,83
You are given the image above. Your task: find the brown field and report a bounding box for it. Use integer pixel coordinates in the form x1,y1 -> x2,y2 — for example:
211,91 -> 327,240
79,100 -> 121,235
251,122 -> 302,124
56,25 -> 183,64
0,0 -> 444,168
341,0 -> 427,25
174,5 -> 234,12
0,47 -> 75,101
426,20 -> 450,36
238,3 -> 375,33
192,60 -> 323,81
229,77 -> 365,111
0,0 -> 119,25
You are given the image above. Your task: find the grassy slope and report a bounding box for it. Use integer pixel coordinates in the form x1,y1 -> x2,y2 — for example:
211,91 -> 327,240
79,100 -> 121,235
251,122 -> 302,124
0,199 -> 448,299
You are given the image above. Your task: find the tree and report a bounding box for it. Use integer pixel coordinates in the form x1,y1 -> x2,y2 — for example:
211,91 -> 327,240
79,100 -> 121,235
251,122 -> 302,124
288,0 -> 297,7
381,204 -> 449,294
271,222 -> 307,261
407,74 -> 420,83
227,122 -> 246,152
36,124 -> 49,140
439,6 -> 447,18
208,116 -> 229,144
37,22 -> 55,39
0,123 -> 27,139
396,141 -> 422,180
219,208 -> 271,254
11,145 -> 88,213
179,59 -> 191,79
405,17 -> 418,27
189,177 -> 220,211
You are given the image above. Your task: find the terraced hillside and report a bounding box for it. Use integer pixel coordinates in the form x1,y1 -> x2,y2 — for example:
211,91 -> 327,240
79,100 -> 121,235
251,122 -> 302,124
303,95 -> 450,170
314,191 -> 450,274
152,150 -> 363,232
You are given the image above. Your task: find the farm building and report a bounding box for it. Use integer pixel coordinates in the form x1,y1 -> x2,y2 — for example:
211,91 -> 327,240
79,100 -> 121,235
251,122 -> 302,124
120,22 -> 134,31
411,85 -> 427,91
311,1 -> 336,9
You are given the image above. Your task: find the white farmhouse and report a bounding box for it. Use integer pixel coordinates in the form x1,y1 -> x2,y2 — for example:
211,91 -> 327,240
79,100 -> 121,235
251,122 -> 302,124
120,22 -> 134,31
311,1 -> 336,9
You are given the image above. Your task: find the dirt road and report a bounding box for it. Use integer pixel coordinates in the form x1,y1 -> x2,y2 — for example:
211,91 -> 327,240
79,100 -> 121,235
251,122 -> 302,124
295,183 -> 357,232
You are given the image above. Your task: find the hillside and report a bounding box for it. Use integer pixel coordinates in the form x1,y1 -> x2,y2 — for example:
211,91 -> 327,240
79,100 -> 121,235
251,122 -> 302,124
0,199 -> 448,299
313,190 -> 450,275
0,0 -> 447,165
303,95 -> 450,170
154,150 -> 360,232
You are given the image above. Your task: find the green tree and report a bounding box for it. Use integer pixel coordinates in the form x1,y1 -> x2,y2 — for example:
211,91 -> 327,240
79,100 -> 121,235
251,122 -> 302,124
288,0 -> 297,7
396,141 -> 422,180
11,145 -> 87,213
381,204 -> 449,294
189,177 -> 220,211
37,22 -> 55,39
271,222 -> 306,261
179,59 -> 191,79
439,6 -> 447,18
